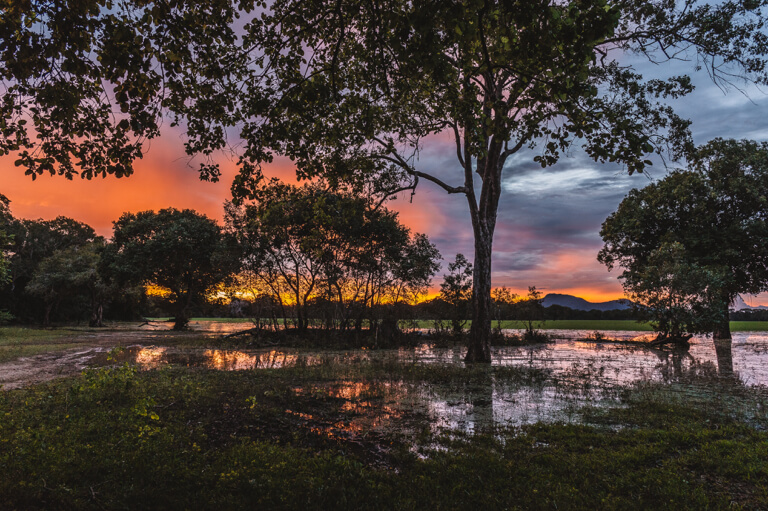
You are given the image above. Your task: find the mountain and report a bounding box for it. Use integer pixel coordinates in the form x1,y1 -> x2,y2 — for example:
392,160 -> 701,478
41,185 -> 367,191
541,293 -> 632,311
731,295 -> 768,311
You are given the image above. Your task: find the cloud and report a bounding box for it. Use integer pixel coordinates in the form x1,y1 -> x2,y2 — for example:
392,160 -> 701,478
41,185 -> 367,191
2,48 -> 768,305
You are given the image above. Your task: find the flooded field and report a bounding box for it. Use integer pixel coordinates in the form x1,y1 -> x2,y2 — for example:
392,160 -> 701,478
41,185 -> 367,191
82,328 -> 768,433
2,323 -> 767,434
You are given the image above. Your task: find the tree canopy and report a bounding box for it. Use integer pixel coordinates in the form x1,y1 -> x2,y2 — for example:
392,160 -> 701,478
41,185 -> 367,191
599,138 -> 768,341
216,0 -> 767,361
102,208 -> 235,330
4,0 -> 768,360
226,181 -> 441,333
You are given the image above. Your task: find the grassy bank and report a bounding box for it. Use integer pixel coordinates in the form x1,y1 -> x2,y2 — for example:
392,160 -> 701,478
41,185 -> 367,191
0,356 -> 767,509
0,327 -> 82,364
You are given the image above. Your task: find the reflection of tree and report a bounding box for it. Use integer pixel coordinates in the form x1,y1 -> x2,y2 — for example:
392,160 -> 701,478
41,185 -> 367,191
713,339 -> 735,378
467,367 -> 494,434
650,345 -> 693,382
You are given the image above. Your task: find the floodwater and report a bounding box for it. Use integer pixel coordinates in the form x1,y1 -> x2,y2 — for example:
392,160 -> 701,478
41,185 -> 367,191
85,328 -> 768,433
2,323 -> 767,434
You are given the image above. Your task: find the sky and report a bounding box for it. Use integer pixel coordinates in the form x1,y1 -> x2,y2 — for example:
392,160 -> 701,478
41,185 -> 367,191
2,55 -> 768,304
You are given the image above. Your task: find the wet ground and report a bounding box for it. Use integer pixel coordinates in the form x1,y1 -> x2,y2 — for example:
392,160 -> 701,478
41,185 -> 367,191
1,321 -> 766,433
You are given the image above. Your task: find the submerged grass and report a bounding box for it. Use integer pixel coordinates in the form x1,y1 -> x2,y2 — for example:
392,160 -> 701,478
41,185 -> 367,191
1,350 -> 767,509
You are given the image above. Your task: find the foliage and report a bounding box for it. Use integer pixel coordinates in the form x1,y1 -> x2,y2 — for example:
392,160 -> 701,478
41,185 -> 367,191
0,359 -> 767,508
102,208 -> 237,330
491,286 -> 518,331
0,195 -> 9,286
0,0 -> 247,180
0,200 -> 101,323
25,243 -> 111,326
516,286 -> 548,341
0,197 -> 10,324
439,254 -> 473,334
183,0 -> 766,363
5,0 -> 768,361
599,139 -> 768,340
226,181 -> 440,333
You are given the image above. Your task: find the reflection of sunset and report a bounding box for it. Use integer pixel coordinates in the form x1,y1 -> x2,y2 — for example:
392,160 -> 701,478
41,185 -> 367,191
203,349 -> 298,370
135,347 -> 168,369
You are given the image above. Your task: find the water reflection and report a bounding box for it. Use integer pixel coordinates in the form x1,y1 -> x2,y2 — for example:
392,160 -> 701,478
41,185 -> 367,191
80,329 -> 768,434
88,346 -> 307,370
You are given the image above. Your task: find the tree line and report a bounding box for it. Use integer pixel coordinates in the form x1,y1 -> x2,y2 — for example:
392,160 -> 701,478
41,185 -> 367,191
0,180 -> 572,335
3,0 -> 766,361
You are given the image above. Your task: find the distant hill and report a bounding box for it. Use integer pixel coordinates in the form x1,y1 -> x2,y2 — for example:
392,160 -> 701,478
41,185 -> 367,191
542,293 -> 631,311
731,295 -> 768,311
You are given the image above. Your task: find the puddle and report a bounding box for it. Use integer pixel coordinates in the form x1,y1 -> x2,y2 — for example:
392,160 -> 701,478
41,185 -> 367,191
86,346 -> 312,370
3,327 -> 768,433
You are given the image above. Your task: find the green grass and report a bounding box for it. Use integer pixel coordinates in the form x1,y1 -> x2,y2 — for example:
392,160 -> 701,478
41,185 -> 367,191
0,327 -> 82,364
414,319 -> 768,332
0,357 -> 767,509
147,318 -> 768,332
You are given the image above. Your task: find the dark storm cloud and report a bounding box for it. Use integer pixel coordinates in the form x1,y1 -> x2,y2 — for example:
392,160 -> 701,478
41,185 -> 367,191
405,61 -> 767,297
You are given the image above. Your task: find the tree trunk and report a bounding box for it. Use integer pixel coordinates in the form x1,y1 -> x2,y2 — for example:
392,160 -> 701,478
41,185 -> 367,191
465,220 -> 493,363
173,292 -> 191,331
713,338 -> 734,377
43,302 -> 53,327
89,303 -> 104,328
713,299 -> 731,340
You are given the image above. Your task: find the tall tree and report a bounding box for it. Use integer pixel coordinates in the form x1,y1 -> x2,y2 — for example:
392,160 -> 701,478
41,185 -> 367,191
26,243 -> 106,326
599,139 -> 768,341
4,1 -> 767,361
0,195 -> 10,286
102,208 -> 236,330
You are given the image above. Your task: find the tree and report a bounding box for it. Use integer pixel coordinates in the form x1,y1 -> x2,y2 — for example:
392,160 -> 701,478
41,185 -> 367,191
615,242 -> 725,342
515,286 -> 546,340
225,181 -> 440,332
196,0 -> 766,362
440,254 -> 474,334
0,197 -> 10,324
491,286 -> 517,331
102,208 -> 236,330
5,1 -> 767,361
0,204 -> 100,322
0,196 -> 10,286
26,243 -> 106,326
599,139 -> 768,341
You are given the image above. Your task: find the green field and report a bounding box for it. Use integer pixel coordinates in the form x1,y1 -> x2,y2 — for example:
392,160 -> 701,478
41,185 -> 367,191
412,319 -> 768,332
0,328 -> 82,364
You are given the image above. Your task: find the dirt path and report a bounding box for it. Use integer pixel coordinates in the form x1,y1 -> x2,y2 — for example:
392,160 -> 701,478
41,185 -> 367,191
0,326 -> 218,390
0,348 -> 110,390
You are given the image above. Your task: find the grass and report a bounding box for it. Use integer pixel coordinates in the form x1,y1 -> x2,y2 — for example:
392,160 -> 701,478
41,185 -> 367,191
0,353 -> 767,509
416,319 -> 768,332
133,318 -> 768,332
0,327 -> 83,364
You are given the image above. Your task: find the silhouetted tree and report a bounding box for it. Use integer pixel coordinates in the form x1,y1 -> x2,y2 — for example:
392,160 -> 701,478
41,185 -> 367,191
440,254 -> 474,334
226,181 -> 440,332
102,208 -> 236,330
599,139 -> 768,341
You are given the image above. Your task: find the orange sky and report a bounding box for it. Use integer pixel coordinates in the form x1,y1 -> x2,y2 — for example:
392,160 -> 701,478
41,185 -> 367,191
3,128 -> 765,305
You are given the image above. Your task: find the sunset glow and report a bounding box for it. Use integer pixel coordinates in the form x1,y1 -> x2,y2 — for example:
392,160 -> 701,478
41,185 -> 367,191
3,124 -> 768,306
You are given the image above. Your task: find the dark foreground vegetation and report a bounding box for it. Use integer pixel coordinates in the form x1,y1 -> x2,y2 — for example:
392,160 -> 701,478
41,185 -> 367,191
1,353 -> 767,510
